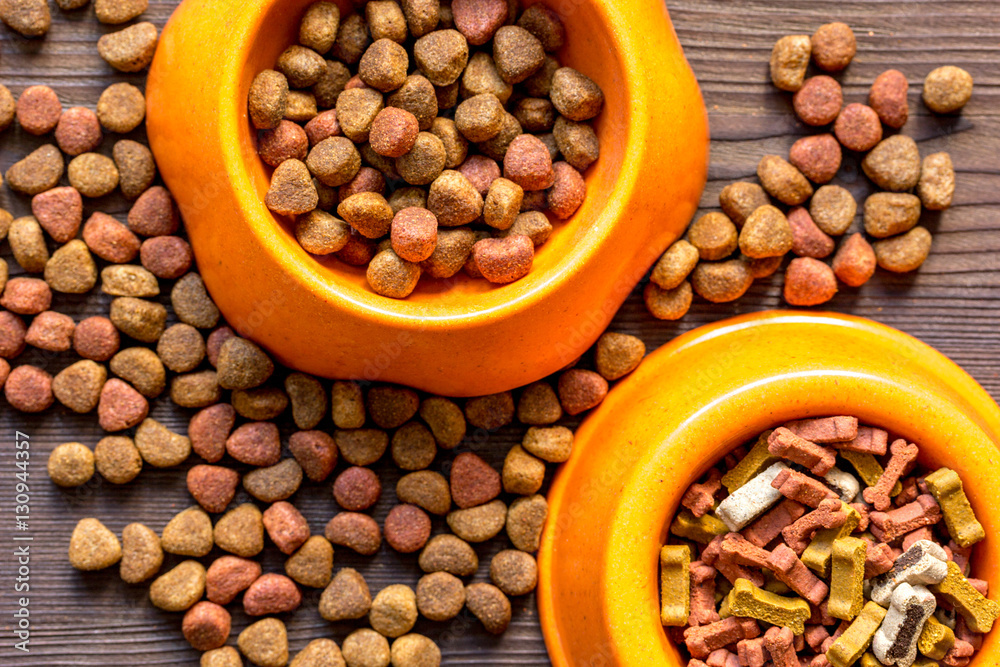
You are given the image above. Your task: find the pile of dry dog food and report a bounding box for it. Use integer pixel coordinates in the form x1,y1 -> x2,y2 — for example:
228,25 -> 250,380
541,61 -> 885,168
644,22 -> 972,319
661,416 -> 996,667
250,0 -> 603,298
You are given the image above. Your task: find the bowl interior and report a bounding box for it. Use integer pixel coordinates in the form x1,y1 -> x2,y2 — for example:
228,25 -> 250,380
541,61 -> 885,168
236,0 -> 631,314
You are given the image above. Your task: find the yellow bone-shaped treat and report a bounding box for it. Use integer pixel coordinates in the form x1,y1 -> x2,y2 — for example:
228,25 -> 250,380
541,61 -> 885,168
829,536 -> 867,621
826,601 -> 888,667
917,616 -> 955,661
726,577 -> 811,635
722,431 -> 779,493
660,545 -> 691,626
912,659 -> 939,667
930,560 -> 1000,633
839,450 -> 902,497
923,468 -> 985,548
670,509 -> 728,544
802,503 -> 861,577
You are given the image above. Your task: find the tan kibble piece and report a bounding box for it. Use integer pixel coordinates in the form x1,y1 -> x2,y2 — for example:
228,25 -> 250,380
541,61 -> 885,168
214,503 -> 264,557
811,22 -> 856,72
161,506 -> 213,557
101,264 -> 158,298
359,38 -> 409,92
692,259 -> 754,303
502,210 -> 551,246
307,136 -> 361,187
522,425 -> 574,463
770,35 -> 811,91
297,210 -> 352,255
286,536 -> 334,588
95,0 -> 147,24
267,159 -> 319,216
644,280 -> 693,320
387,74 -> 439,131
862,135 -> 921,192
390,634 -> 440,667
507,494 -> 547,552
431,117 -> 469,169
397,131 -> 447,185
156,323 -> 205,373
109,297 -> 167,342
492,25 -> 544,84
758,155 -> 812,205
419,534 -> 478,575
238,618 -> 289,667
419,396 -> 466,448
300,1 -> 341,53
462,51 -> 513,104
320,567 -> 372,620
917,152 -> 955,211
278,44 -> 326,87
427,170 -> 483,226
47,442 -> 95,487
516,382 -> 561,425
454,93 -> 504,142
243,458 -> 303,502
149,560 -> 206,611
0,85 -> 12,130
923,66 -> 973,114
336,429 -> 389,466
110,347 -> 165,398
595,332 -> 645,381
170,370 -> 222,408
490,549 -> 538,596
810,185 -> 857,236
171,273 -> 219,328
94,435 -> 142,483
784,256 -> 838,306
447,499 -> 507,542
874,226 -> 932,273
465,582 -> 512,634
67,153 -> 120,198
6,144 -> 63,195
0,0 -> 50,36
652,240 -> 700,290
688,212 -> 738,261
503,444 -> 545,495
367,249 -> 422,298
69,518 -> 121,570
551,67 -> 604,121
98,22 -> 158,72
416,571 -> 465,621
401,0 -> 438,37
283,89 -> 318,122
217,337 -> 273,390
234,385 -> 287,420
478,111 -> 523,162
369,584 -> 418,638
339,191 -> 394,238
9,216 -> 48,272
864,192 -> 921,238
120,522 -> 163,584
290,638 -> 345,667
52,360 -> 106,413
740,205 -> 794,258
391,421 -> 437,470
343,629 -> 390,667
201,647 -> 242,667
396,470 -> 451,515
249,70 -> 288,130
413,29 -> 469,86
367,0 -> 406,42
832,233 -> 877,288
283,373 -> 326,430
135,417 -> 191,467
332,381 -> 365,428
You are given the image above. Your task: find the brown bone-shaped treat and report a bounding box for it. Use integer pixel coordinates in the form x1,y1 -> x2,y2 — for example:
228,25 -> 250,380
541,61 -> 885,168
768,427 -> 837,476
763,626 -> 797,667
720,533 -> 771,569
863,439 -> 918,511
684,617 -> 760,658
744,499 -> 806,548
689,561 -> 721,627
783,416 -> 859,443
683,468 -> 723,518
869,494 -> 942,542
771,468 -> 839,508
782,498 -> 848,553
864,539 -> 896,578
768,543 -> 829,606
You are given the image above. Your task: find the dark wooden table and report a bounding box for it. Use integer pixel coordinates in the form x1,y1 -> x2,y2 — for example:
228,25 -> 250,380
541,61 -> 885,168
1,1 -> 998,664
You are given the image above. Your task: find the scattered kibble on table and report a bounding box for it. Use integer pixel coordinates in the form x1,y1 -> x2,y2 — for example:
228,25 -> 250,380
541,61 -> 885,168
661,416 -> 996,667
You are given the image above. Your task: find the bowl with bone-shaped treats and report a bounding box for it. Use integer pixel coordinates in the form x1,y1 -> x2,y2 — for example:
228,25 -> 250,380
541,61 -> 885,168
537,311 -> 1000,667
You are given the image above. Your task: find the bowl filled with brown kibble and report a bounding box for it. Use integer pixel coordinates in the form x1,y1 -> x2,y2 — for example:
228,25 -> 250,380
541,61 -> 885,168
146,0 -> 709,395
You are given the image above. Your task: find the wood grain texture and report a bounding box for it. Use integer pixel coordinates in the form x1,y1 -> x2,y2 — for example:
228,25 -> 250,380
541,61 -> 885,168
0,0 -> 998,664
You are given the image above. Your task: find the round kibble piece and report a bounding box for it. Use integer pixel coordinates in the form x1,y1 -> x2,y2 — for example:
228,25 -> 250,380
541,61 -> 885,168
757,155 -> 812,206
320,567 -> 372,621
490,549 -> 538,596
278,45 -> 326,88
359,39 -> 409,92
793,76 -> 842,126
343,629 -> 390,667
862,135 -> 921,192
391,421 -> 437,470
834,103 -> 882,153
299,2 -> 340,53
94,435 -> 142,484
17,86 -> 61,135
369,584 -> 418,638
161,506 -> 213,556
98,22 -> 158,72
874,226 -> 932,273
644,280 -> 693,321
334,466 -> 382,511
336,429 -> 389,466
810,185 -> 857,236
201,648 -> 242,667
69,518 -> 121,570
516,383 -> 561,425
416,572 -> 465,621
917,152 -> 955,211
503,133 -> 554,191
595,332 -> 645,381
465,583 -> 511,634
789,134 -> 841,184
238,618 -> 288,667
68,153 -> 120,198
455,93 -> 504,142
367,250 -> 422,298
923,66 -> 973,114
740,205 -> 793,258
688,212 -> 738,261
182,601 -> 231,652
390,634 -> 440,667
391,207 -> 438,262
48,442 -> 95,487
558,369 -> 608,416
493,25 -> 544,84
52,360 -> 106,413
869,69 -> 909,129
367,1 -> 406,43
832,233 -> 877,288
308,136 -> 361,187
770,35 -> 811,92
811,22 -> 855,72
473,235 -> 533,284
397,131 -> 447,185
258,120 -> 308,167
370,107 -> 419,157
156,323 -> 205,373
692,259 -> 754,303
413,29 -> 469,86
55,107 -> 103,156
719,182 -> 769,228
249,70 -> 288,130
6,365 -> 53,412
784,257 -> 838,306
550,67 -> 603,121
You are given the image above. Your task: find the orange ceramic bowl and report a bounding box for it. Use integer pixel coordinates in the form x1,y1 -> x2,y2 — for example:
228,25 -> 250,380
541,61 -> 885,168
145,0 -> 708,397
538,311 -> 1000,667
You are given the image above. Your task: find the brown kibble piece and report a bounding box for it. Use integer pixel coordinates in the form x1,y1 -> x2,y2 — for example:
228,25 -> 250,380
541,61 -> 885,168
862,135 -> 921,191
342,630 -> 389,667
492,25 -> 544,84
95,85 -> 146,137
465,391 -> 514,430
6,144 -> 64,195
688,212 -> 738,261
238,618 -> 288,667
869,69 -> 909,129
47,442 -> 95,487
214,503 -> 264,557
135,416 -> 191,467
770,35 -> 811,91
156,323 -> 205,374
267,159 -> 319,216
243,458 -> 303,503
0,0 -> 50,37
513,97 -> 554,132
201,647 -> 242,667
428,169 -> 484,226
874,226 -> 932,273
288,430 -> 338,482
283,373 -> 325,430
692,259 -> 754,303
0,85 -> 12,130
864,192 -> 921,238
455,93 -> 504,143
923,66 -> 973,114
161,506 -> 213,557
558,368 -> 608,415
366,0 -> 406,43
419,534 -> 478,576
128,186 -> 179,236
419,397 -> 466,448
462,52 -> 512,104
789,134 -> 841,184
793,76 -> 842,126
332,380 -> 365,428
447,499 -> 506,542
217,337 -> 273,390
331,12 -> 370,65
784,257 -> 838,306
170,371 -> 222,409
55,107 -> 103,156
339,191 -> 394,238
644,281 -> 693,321
787,206 -> 834,258
9,216 -> 48,272
384,504 -> 432,553
810,185 -> 857,236
368,384 -> 420,428
120,523 -> 163,584
149,560 -> 206,611
596,332 -> 645,381
182,602 -> 231,652
387,74 -> 438,131
551,67 -> 603,121
94,435 -> 142,484
416,572 -> 465,621
397,470 -> 451,515
325,512 -> 382,555
320,567 -> 372,621
507,494 -> 547,551
391,421 -> 437,470
516,383 -> 561,425
69,518 -> 121,570
502,444 -> 545,495
171,273 -> 219,328
97,377 -> 148,431
478,111 -> 523,161
490,549 -> 538,596
740,205 -> 794,259
296,210 -> 352,255
465,582 -> 511,634
300,2 -> 341,53
757,155 -> 812,206
651,240 -> 700,290
369,584 -> 418,638
413,29 -> 469,86
811,22 -> 855,72
249,70 -> 288,130
431,117 -> 469,168
278,44 -> 326,88
397,131 -> 447,185
206,555 -> 261,605
359,38 -> 409,92
109,296 -> 166,342
98,22 -> 158,72
285,536 -> 334,589
917,152 -> 955,211
450,451 -> 501,508
522,425 -> 573,463
719,182 -> 769,228
52,360 -> 106,414
834,103 -> 883,152
832,232 -> 876,288
336,428 -> 389,466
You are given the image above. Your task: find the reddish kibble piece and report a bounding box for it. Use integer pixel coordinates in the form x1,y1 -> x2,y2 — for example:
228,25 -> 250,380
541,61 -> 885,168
243,573 -> 302,616
0,312 -> 27,358
82,212 -> 141,263
450,452 -> 501,509
384,504 -> 432,553
73,316 -> 119,361
97,378 -> 149,431
784,257 -> 838,306
792,76 -> 843,126
833,103 -> 882,153
370,107 -> 420,158
189,403 -> 236,463
25,310 -> 75,351
1,278 -> 52,315
187,464 -> 240,513
257,120 -> 309,166
0,360 -> 9,390
503,134 -> 554,191
458,155 -> 501,196
787,207 -> 834,259
182,601 -> 231,652
472,235 -> 534,284
288,430 -> 338,482
336,232 -> 378,266
547,161 -> 585,219
339,167 -> 386,202
557,369 -> 608,415
869,69 -> 909,129
832,233 -> 877,288
226,421 -> 281,466
391,207 -> 438,262
205,326 -> 236,367
452,0 -> 508,45
206,555 -> 262,605
17,86 -> 61,135
32,186 -> 83,243
334,466 -> 382,511
4,365 -> 53,412
140,236 -> 193,279
304,109 -> 341,146
55,107 -> 103,156
788,134 -> 841,185
262,501 -> 311,554
128,186 -> 179,237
